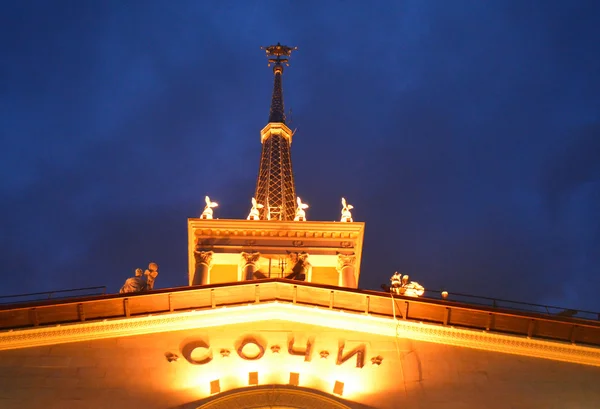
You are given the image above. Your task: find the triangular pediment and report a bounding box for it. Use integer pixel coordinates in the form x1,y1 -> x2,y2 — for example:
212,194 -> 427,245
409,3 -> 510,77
3,305 -> 600,409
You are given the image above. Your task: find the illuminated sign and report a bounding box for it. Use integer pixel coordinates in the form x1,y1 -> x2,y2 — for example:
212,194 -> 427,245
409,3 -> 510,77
181,335 -> 372,368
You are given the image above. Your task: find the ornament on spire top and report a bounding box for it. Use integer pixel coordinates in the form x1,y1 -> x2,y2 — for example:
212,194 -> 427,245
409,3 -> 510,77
201,196 -> 218,219
261,42 -> 298,67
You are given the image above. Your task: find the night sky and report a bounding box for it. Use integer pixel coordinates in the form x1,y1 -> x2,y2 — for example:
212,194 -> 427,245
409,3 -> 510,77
1,1 -> 599,312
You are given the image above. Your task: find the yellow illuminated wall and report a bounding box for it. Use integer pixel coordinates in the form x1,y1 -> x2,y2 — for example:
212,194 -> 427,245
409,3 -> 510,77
210,265 -> 238,284
311,266 -> 339,286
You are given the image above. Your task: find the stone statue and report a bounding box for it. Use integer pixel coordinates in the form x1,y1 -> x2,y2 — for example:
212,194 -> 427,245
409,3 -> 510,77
285,252 -> 309,281
201,196 -> 218,219
247,197 -> 264,220
390,273 -> 425,297
390,271 -> 402,295
401,275 -> 425,297
294,197 -> 309,221
120,268 -> 147,293
144,262 -> 159,290
340,197 -> 354,222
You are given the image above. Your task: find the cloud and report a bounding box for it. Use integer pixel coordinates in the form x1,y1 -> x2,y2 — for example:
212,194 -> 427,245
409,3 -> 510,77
1,2 -> 599,314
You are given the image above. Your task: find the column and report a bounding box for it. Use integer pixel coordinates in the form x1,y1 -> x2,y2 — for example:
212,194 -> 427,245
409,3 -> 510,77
337,253 -> 357,288
241,252 -> 261,280
192,250 -> 213,285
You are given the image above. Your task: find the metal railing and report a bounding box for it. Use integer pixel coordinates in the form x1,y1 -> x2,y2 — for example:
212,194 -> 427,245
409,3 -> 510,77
1,280 -> 599,322
0,286 -> 107,305
419,288 -> 600,321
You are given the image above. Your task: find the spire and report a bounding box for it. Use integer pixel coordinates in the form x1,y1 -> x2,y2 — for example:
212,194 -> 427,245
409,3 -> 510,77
254,43 -> 298,221
262,43 -> 296,123
269,65 -> 285,123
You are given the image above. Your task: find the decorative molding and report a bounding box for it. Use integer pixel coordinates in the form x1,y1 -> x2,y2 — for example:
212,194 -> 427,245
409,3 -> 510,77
336,253 -> 356,271
190,221 -> 364,239
371,355 -> 383,365
240,252 -> 260,267
164,351 -> 179,362
200,387 -> 352,409
194,250 -> 214,267
2,302 -> 599,368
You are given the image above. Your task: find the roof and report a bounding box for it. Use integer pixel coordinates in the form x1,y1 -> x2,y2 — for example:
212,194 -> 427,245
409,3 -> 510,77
1,279 -> 600,367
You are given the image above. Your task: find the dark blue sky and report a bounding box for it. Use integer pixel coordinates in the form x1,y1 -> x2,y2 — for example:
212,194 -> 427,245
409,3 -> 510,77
1,1 -> 599,311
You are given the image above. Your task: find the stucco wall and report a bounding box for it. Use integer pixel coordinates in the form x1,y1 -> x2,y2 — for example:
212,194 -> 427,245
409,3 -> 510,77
1,320 -> 599,409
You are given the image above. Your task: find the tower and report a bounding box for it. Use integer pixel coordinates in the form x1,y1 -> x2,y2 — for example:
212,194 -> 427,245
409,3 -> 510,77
187,44 -> 364,289
254,43 -> 298,220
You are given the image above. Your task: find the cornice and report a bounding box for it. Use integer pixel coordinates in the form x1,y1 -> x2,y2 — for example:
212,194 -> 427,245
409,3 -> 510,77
1,302 -> 599,367
260,122 -> 293,144
188,219 -> 365,237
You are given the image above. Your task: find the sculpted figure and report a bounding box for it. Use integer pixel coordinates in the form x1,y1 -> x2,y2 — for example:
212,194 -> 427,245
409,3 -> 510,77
285,252 -> 309,281
247,197 -> 264,220
401,274 -> 425,297
120,268 -> 147,293
201,196 -> 218,219
390,271 -> 402,295
294,197 -> 309,221
144,262 -> 159,290
340,197 -> 354,222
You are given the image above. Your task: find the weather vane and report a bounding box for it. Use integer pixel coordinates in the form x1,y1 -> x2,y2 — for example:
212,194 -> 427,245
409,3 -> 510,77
260,42 -> 298,67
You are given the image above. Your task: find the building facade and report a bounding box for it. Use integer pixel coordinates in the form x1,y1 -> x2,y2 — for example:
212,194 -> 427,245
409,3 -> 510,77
1,44 -> 600,409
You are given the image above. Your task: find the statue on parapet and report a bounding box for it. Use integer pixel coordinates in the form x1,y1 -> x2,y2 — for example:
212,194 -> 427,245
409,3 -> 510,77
201,196 -> 218,219
120,262 -> 160,293
247,197 -> 264,220
340,197 -> 354,222
120,268 -> 147,293
294,197 -> 309,221
144,262 -> 159,290
390,272 -> 425,297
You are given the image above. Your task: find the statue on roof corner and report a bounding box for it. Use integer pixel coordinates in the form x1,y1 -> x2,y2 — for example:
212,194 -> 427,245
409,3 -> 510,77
247,197 -> 264,220
201,196 -> 218,219
390,272 -> 425,297
294,197 -> 309,221
340,197 -> 354,222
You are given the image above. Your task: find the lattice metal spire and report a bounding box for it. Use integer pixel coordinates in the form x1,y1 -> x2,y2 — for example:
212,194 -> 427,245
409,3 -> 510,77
269,68 -> 285,123
255,43 -> 298,221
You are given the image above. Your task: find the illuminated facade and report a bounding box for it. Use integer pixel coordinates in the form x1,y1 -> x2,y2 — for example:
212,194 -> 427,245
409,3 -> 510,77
1,44 -> 600,408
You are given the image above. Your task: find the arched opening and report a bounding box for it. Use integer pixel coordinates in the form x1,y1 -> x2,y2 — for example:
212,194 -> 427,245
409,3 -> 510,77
191,385 -> 360,409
